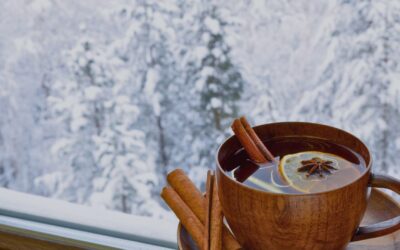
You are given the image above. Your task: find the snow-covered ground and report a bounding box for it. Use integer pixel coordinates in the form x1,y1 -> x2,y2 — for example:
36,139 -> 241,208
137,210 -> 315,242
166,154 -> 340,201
0,0 -> 399,219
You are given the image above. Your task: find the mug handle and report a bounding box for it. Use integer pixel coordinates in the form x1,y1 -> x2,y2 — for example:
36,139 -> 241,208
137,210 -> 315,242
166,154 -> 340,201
351,174 -> 400,241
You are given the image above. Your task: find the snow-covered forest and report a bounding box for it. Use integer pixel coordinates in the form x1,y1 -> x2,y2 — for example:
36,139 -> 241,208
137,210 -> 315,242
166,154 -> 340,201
0,0 -> 399,219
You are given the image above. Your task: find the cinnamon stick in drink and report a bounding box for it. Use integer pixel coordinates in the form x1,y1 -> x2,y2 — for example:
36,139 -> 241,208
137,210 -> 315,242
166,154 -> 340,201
231,119 -> 267,163
161,187 -> 204,249
231,117 -> 276,163
239,116 -> 275,162
233,160 -> 260,183
167,169 -> 241,250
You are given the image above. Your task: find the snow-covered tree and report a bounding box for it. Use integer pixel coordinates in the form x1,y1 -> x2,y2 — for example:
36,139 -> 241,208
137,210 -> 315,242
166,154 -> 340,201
111,1 -> 184,183
196,7 -> 244,132
291,0 -> 400,175
178,4 -> 245,171
36,36 -> 162,215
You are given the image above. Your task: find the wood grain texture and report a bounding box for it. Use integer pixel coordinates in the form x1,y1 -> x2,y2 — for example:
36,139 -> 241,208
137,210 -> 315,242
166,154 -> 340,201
352,174 -> 400,241
0,230 -> 83,250
177,189 -> 400,250
217,122 -> 374,250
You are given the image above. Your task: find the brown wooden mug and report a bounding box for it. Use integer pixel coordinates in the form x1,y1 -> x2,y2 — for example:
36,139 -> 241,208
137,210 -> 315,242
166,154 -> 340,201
216,122 -> 400,250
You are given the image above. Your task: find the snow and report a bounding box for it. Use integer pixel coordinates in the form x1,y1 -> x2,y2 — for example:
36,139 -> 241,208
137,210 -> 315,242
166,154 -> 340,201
115,95 -> 130,104
13,37 -> 37,54
30,0 -> 52,12
145,69 -> 159,96
78,57 -> 87,67
84,86 -> 102,100
210,97 -> 222,108
50,138 -> 72,155
151,94 -> 161,116
34,172 -> 64,194
388,73 -> 400,97
204,16 -> 220,34
193,46 -> 208,60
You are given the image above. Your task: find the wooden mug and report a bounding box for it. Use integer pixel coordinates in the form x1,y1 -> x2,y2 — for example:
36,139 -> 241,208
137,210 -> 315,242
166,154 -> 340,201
216,122 -> 400,250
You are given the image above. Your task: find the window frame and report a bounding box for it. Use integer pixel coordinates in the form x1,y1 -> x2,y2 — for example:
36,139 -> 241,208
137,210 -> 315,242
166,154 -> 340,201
0,187 -> 177,249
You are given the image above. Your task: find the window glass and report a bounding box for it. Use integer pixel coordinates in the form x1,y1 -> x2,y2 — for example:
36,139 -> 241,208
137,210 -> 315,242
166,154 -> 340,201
0,0 -> 398,223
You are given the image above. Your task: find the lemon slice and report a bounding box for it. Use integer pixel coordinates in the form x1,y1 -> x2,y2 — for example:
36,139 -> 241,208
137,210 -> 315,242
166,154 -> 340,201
279,151 -> 340,193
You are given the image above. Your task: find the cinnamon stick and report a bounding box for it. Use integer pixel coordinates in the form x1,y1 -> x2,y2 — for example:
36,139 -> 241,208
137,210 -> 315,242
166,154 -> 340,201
232,117 -> 276,164
231,119 -> 267,163
240,116 -> 275,162
223,150 -> 249,171
161,187 -> 204,249
204,171 -> 213,250
167,169 -> 241,250
167,169 -> 205,221
204,171 -> 223,250
210,173 -> 223,250
233,160 -> 260,183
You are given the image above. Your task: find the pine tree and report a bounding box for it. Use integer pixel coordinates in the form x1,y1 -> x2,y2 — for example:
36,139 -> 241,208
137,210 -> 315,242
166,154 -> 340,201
184,5 -> 245,169
112,0 -> 184,183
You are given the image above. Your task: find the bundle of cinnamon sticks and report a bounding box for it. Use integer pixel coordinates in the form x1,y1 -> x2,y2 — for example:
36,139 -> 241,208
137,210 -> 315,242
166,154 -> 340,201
161,116 -> 272,249
161,169 -> 241,250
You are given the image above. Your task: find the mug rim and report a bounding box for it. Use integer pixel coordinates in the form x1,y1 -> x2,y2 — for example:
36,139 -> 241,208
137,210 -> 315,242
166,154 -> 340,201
215,121 -> 372,196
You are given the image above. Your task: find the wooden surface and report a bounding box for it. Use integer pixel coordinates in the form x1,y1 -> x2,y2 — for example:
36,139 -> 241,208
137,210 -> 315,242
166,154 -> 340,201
0,230 -> 83,250
178,188 -> 400,250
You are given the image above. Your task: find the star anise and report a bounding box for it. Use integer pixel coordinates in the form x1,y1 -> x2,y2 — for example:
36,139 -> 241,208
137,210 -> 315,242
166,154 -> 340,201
297,157 -> 337,177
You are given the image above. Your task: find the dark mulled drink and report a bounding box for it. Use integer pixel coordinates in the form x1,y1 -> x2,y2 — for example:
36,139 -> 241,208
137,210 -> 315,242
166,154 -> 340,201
223,136 -> 366,194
